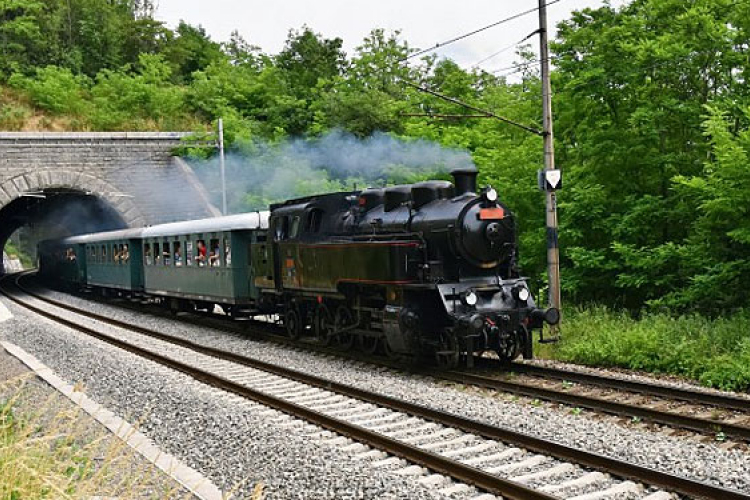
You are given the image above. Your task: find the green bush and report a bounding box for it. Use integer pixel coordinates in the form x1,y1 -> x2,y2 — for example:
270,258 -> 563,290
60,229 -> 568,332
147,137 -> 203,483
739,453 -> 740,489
8,67 -> 90,115
89,55 -> 192,131
542,307 -> 750,392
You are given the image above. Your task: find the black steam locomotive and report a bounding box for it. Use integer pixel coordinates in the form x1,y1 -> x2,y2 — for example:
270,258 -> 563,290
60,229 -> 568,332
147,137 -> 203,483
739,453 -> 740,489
262,168 -> 559,367
40,168 -> 559,368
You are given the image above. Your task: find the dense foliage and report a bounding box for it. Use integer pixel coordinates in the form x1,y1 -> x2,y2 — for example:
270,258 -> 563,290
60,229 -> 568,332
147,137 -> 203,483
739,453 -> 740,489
539,307 -> 750,391
2,0 -> 750,319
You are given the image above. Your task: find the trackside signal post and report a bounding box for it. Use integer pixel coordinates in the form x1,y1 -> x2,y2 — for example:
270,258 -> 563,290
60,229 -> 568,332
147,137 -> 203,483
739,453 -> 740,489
538,0 -> 562,334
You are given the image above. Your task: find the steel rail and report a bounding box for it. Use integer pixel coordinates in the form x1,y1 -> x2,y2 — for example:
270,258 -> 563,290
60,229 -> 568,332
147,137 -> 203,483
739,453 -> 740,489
439,370 -> 750,441
508,363 -> 750,412
7,275 -> 749,500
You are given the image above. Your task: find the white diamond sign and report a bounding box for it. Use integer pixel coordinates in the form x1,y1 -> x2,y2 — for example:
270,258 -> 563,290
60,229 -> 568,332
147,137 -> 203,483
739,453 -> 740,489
545,170 -> 562,190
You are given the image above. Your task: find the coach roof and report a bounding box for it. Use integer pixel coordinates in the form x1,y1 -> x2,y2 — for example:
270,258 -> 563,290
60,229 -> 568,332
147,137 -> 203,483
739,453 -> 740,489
62,228 -> 144,245
141,211 -> 270,238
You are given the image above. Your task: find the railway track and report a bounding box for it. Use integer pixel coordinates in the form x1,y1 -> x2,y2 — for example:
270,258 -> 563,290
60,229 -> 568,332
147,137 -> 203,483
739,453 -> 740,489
3,273 -> 749,499
439,368 -> 750,442
28,272 -> 750,445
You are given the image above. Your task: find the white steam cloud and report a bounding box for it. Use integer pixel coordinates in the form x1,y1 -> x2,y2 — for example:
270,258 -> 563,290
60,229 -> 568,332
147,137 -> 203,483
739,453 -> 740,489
190,130 -> 476,212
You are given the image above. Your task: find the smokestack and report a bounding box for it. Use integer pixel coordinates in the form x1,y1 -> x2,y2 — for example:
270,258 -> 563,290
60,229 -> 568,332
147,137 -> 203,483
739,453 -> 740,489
452,168 -> 478,196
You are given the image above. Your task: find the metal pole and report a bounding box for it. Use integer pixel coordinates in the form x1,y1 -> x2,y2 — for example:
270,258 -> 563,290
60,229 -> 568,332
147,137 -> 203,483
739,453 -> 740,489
539,0 -> 561,324
218,118 -> 227,215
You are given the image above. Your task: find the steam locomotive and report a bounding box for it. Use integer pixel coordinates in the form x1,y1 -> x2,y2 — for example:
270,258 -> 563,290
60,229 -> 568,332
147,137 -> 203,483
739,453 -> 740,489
39,168 -> 559,368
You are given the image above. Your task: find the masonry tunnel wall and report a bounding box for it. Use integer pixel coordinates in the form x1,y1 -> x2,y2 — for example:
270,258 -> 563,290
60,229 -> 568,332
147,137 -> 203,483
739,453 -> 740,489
0,132 -> 219,273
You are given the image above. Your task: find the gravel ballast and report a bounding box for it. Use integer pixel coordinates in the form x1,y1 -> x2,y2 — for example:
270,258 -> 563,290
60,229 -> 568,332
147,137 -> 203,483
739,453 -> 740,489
0,295 -> 467,499
18,287 -> 750,493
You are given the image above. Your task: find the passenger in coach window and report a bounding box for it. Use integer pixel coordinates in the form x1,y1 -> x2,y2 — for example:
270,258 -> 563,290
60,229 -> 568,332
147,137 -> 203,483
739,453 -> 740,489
196,240 -> 207,266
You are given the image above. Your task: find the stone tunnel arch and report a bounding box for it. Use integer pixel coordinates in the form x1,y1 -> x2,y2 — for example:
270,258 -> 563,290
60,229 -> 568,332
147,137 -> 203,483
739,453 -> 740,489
0,171 -> 147,227
0,172 -> 147,273
0,132 -> 220,273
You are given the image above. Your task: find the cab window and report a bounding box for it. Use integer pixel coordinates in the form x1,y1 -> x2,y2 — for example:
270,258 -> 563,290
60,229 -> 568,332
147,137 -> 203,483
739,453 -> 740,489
154,243 -> 161,265
290,216 -> 300,239
144,243 -> 152,265
307,209 -> 323,233
274,216 -> 289,241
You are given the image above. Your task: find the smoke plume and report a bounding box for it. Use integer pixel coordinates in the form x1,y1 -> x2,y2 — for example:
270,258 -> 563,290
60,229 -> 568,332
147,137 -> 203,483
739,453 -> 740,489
190,130 -> 476,213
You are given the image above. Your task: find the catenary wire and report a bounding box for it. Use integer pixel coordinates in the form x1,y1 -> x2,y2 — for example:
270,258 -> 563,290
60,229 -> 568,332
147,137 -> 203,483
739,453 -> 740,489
402,0 -> 564,62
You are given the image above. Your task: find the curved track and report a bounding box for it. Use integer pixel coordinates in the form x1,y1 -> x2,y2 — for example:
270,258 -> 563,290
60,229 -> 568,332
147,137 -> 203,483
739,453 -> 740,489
2,273 -> 749,499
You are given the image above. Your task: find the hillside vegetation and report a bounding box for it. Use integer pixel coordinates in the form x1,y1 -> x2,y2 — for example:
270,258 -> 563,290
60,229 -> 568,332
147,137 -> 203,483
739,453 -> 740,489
3,0 -> 750,387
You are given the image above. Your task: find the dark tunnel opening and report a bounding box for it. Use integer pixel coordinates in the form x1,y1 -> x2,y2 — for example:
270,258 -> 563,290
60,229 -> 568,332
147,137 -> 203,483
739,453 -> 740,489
1,188 -> 127,273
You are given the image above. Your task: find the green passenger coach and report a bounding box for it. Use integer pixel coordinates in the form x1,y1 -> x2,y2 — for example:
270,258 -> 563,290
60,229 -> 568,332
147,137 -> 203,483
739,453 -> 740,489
140,212 -> 269,314
37,239 -> 87,288
63,229 -> 145,292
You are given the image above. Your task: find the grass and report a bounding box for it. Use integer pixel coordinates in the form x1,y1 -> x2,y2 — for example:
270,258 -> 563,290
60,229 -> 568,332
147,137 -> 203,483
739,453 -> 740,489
0,375 -> 268,499
537,306 -> 750,392
0,375 -> 190,499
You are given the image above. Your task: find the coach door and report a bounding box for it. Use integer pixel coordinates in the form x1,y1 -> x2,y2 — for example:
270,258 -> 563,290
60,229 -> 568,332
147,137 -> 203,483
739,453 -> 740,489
271,215 -> 288,291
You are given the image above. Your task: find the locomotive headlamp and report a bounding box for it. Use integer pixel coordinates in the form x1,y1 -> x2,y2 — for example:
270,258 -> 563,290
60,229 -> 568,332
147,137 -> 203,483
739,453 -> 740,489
512,286 -> 530,302
485,188 -> 498,202
463,290 -> 478,306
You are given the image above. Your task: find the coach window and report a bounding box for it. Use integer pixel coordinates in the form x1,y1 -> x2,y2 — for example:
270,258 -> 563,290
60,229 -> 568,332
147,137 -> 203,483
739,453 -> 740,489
101,245 -> 107,264
174,241 -> 182,266
196,239 -> 206,266
122,244 -> 130,264
209,238 -> 220,267
154,243 -> 161,265
186,240 -> 194,266
224,238 -> 231,267
163,242 -> 171,266
144,243 -> 152,265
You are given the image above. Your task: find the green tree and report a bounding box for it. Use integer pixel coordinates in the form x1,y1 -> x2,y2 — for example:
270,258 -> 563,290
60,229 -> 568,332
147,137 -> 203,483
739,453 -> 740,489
661,106 -> 750,312
314,29 -> 419,137
276,26 -> 346,97
274,26 -> 347,135
0,0 -> 44,77
163,21 -> 224,83
552,0 -> 750,309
